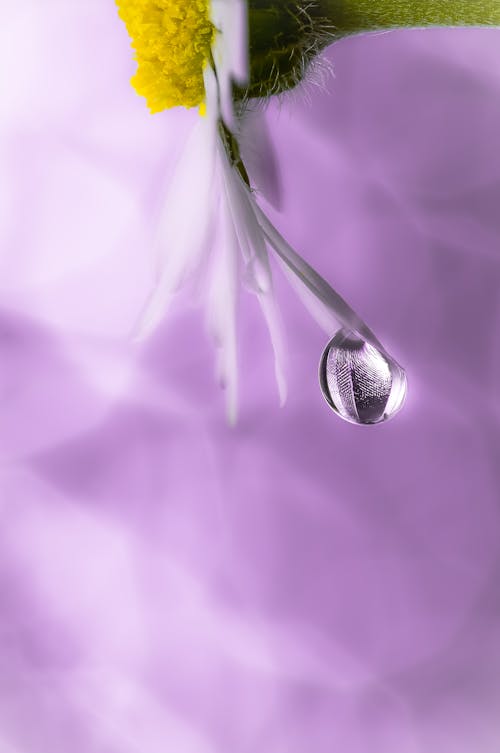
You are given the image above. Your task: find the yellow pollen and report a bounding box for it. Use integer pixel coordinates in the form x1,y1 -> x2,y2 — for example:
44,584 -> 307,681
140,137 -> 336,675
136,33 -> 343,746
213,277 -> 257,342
116,0 -> 214,113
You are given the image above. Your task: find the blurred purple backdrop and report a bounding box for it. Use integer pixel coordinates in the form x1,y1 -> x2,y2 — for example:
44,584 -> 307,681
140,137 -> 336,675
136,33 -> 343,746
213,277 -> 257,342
1,2 -> 500,752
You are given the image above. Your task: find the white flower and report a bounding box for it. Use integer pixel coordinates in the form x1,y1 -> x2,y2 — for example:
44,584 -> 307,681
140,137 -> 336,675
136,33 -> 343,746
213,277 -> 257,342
130,0 -> 405,424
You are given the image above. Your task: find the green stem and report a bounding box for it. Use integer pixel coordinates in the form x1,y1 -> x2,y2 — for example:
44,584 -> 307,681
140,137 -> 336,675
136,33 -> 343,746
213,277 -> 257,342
319,0 -> 500,36
243,0 -> 500,99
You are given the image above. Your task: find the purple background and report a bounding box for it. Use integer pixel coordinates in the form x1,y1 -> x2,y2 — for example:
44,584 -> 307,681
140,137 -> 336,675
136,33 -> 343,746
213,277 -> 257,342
1,3 -> 500,751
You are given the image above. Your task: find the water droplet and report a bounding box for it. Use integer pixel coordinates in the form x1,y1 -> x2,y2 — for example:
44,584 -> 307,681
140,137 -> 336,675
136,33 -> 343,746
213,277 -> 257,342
319,329 -> 407,425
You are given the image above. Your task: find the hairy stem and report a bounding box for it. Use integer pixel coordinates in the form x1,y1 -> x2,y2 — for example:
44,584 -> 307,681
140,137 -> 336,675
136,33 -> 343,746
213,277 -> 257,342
319,0 -> 500,36
244,0 -> 500,98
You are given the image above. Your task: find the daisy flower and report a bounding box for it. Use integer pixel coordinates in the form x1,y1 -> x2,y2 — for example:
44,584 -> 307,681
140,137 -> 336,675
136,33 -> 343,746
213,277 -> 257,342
116,0 -> 500,424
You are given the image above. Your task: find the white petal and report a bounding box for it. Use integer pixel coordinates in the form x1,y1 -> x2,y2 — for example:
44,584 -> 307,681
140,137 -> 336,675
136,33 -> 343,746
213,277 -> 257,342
134,114 -> 218,339
253,202 -> 386,354
240,109 -> 283,209
220,148 -> 287,405
210,0 -> 248,83
254,290 -> 288,406
210,0 -> 249,127
218,148 -> 270,293
202,63 -> 220,123
206,160 -> 240,425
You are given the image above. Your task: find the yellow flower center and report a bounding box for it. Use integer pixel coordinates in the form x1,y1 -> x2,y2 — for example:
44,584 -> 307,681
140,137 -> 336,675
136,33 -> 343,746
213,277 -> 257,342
116,0 -> 214,113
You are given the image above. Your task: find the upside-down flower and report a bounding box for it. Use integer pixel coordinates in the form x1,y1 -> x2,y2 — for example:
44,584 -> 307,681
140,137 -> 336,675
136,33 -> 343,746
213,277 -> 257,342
116,0 -> 500,424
